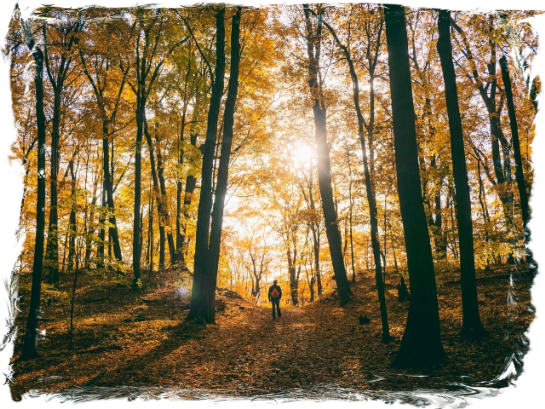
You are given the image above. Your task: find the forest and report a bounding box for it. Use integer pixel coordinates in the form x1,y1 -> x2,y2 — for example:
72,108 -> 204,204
2,1 -> 541,404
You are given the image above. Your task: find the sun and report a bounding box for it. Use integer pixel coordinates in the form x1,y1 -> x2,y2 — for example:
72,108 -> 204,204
290,141 -> 314,169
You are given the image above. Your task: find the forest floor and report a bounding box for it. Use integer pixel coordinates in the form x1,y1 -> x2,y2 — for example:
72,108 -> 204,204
7,263 -> 536,403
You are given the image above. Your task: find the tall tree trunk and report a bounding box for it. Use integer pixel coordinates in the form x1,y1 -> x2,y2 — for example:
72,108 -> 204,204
384,4 -> 444,367
178,118 -> 199,263
437,10 -> 486,338
287,248 -> 299,306
155,125 -> 176,265
174,50 -> 196,265
311,223 -> 322,297
44,89 -> 61,286
188,7 -> 226,323
146,179 -> 153,276
67,158 -> 77,272
347,148 -> 356,283
307,153 -> 322,296
132,89 -> 145,288
451,19 -> 514,225
204,7 -> 243,323
500,56 -> 545,345
102,123 -> 123,267
21,22 -> 46,359
97,189 -> 106,269
303,5 -> 352,305
142,118 -> 170,270
84,174 -> 98,269
175,115 -> 185,265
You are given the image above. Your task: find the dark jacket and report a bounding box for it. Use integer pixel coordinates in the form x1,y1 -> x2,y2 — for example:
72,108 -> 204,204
268,284 -> 282,302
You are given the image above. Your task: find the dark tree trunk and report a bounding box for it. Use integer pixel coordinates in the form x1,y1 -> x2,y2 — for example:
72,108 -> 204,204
148,195 -> 155,280
500,56 -> 545,345
44,90 -> 60,286
384,4 -> 444,367
437,10 -> 486,339
354,69 -> 391,341
303,5 -> 352,305
312,226 -> 322,297
133,90 -> 145,288
102,123 -> 123,267
346,147 -> 356,283
312,102 -> 351,305
188,7 -> 226,324
155,126 -> 176,265
142,119 -> 173,270
67,158 -> 77,272
204,7 -> 243,323
306,153 -> 322,297
21,24 -> 46,359
319,13 -> 389,339
173,53 -> 193,265
78,48 -> 127,270
84,176 -> 98,269
287,247 -> 299,306
175,119 -> 185,265
97,189 -> 106,269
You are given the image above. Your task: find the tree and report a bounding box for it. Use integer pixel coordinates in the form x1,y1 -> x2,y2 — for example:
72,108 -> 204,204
42,11 -> 82,285
187,6 -> 227,323
77,14 -> 132,272
317,7 -> 391,342
384,4 -> 444,368
437,9 -> 486,339
20,14 -> 47,359
500,56 -> 545,345
127,8 -> 187,287
302,4 -> 352,306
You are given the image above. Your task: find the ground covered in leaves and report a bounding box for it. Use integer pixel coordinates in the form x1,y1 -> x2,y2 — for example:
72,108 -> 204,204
7,263 -> 535,403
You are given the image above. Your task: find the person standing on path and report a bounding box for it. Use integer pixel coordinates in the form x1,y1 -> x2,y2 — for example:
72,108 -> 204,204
268,279 -> 282,319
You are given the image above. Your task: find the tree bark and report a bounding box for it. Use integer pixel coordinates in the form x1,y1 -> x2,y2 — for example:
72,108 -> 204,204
101,126 -> 123,267
188,7 -> 226,323
437,9 -> 486,338
44,88 -> 60,285
67,157 -> 77,272
500,56 -> 545,345
133,87 -> 145,288
155,125 -> 176,265
319,12 -> 389,338
206,6 -> 243,320
303,5 -> 352,305
142,118 -> 175,269
21,21 -> 47,359
384,4 -> 444,367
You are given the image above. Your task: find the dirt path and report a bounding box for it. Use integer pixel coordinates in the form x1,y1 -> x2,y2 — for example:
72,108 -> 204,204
97,300 -> 394,393
10,267 -> 534,400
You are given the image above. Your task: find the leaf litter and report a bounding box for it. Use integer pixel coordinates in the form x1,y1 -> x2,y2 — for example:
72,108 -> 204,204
0,270 -> 545,408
